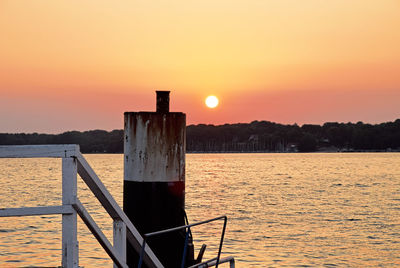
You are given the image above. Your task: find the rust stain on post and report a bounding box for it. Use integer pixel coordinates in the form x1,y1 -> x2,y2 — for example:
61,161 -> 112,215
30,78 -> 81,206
124,112 -> 186,182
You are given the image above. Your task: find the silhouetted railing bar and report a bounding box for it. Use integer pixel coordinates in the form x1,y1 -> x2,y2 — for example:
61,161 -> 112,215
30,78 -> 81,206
180,227 -> 191,268
190,256 -> 235,268
138,216 -> 230,268
144,216 -> 227,237
190,257 -> 218,268
216,216 -> 228,268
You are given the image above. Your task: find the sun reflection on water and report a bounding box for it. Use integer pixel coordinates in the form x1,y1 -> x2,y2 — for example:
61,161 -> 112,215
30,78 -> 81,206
0,153 -> 400,267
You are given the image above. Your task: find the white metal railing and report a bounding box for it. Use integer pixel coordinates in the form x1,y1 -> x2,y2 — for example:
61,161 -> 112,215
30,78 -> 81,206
0,145 -> 163,268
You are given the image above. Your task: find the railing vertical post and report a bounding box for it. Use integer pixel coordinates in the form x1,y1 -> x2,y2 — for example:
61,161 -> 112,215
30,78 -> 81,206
62,157 -> 78,268
230,258 -> 235,268
113,220 -> 126,268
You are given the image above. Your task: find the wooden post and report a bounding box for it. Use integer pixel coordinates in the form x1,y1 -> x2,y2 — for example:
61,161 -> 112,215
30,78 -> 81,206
62,157 -> 79,268
124,91 -> 186,267
113,220 -> 127,268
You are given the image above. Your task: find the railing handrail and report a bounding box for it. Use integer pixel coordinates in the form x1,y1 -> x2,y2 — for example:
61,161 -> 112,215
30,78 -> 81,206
0,144 -> 79,158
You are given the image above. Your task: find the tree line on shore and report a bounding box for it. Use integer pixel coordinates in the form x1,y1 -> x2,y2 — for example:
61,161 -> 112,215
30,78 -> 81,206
1,119 -> 399,153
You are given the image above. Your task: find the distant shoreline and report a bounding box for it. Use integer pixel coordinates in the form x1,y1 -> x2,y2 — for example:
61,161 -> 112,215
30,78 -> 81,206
1,119 -> 400,153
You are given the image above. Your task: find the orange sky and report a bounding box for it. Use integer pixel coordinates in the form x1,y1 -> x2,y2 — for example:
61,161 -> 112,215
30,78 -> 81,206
0,0 -> 399,133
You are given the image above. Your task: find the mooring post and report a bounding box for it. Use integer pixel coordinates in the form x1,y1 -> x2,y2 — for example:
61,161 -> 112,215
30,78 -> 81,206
124,91 -> 186,267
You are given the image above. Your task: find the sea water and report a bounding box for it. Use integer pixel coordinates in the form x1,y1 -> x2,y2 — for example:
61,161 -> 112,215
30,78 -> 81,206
0,153 -> 399,267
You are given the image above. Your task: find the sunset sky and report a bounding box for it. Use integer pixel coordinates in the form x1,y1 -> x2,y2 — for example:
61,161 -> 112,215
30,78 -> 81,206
1,0 -> 399,133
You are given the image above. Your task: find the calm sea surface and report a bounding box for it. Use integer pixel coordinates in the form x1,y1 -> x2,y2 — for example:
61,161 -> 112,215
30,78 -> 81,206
1,153 -> 400,267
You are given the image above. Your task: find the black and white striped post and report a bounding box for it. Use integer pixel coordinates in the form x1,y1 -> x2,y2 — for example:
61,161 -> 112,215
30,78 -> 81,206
124,91 -> 186,267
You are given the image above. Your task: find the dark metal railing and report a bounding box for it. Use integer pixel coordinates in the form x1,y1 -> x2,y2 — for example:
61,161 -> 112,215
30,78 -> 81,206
138,216 -> 228,268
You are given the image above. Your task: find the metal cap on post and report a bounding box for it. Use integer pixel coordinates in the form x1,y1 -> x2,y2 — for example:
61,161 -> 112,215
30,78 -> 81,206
156,91 -> 170,113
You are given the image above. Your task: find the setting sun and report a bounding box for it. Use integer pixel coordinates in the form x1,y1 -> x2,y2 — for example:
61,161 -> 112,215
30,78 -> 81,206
205,95 -> 219,109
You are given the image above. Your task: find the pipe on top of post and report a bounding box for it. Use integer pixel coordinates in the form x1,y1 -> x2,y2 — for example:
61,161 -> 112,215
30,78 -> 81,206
156,91 -> 170,113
